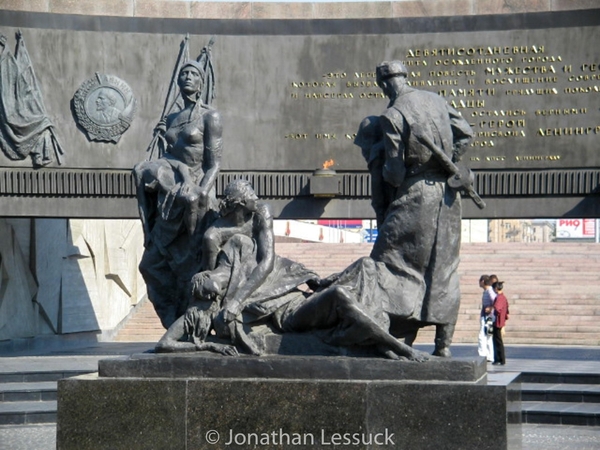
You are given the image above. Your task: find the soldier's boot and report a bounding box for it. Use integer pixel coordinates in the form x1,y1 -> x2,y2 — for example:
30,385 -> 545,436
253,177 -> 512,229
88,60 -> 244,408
433,323 -> 455,357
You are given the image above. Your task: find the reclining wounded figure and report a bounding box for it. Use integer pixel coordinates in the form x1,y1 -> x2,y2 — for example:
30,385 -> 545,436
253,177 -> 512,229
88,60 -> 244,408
157,179 -> 430,361
155,270 -> 237,356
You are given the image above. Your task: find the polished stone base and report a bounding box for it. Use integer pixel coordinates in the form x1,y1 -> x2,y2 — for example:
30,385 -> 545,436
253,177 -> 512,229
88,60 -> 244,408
98,352 -> 488,382
57,355 -> 521,450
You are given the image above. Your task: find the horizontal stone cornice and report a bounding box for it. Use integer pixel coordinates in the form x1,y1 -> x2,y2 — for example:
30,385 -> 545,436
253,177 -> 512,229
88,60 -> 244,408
0,0 -> 595,20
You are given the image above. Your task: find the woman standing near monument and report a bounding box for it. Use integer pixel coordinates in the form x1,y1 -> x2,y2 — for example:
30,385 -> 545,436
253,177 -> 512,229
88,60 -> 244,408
133,59 -> 223,329
492,281 -> 509,365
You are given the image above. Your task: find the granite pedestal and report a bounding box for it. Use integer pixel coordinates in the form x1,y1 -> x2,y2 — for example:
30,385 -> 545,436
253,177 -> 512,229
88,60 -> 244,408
57,353 -> 521,449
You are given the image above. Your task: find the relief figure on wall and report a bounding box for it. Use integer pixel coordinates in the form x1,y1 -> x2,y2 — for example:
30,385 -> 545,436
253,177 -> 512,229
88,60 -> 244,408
133,42 -> 222,329
0,31 -> 64,167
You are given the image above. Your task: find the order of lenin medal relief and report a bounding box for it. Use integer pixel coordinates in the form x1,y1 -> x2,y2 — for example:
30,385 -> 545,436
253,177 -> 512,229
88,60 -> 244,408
73,73 -> 136,143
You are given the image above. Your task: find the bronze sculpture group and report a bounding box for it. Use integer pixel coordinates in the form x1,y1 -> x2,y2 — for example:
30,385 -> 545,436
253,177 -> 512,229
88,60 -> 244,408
134,53 -> 477,361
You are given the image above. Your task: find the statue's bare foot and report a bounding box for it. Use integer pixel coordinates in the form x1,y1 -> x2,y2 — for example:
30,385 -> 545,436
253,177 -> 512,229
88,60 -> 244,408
407,349 -> 430,362
377,345 -> 406,360
381,349 -> 400,360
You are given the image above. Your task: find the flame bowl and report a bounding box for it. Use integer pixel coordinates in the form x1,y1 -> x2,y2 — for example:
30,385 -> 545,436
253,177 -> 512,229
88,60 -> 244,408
312,168 -> 337,176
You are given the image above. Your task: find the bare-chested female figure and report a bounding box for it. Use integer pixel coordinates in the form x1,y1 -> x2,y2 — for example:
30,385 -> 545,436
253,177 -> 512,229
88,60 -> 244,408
133,60 -> 223,329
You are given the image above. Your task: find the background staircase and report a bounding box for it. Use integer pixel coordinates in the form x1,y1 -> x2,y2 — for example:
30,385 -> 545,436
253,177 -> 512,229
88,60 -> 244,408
114,242 -> 600,347
521,372 -> 600,426
0,369 -> 88,425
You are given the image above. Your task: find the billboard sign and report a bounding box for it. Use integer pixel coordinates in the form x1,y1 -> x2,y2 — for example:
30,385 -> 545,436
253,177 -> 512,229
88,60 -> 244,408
556,218 -> 596,239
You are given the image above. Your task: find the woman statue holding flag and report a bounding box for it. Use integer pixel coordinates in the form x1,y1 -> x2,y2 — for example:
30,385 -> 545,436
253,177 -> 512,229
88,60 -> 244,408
133,41 -> 223,329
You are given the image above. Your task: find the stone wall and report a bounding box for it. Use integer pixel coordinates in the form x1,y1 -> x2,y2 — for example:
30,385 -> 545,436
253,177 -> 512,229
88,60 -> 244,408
0,0 -> 595,344
0,219 -> 40,341
0,218 -> 145,343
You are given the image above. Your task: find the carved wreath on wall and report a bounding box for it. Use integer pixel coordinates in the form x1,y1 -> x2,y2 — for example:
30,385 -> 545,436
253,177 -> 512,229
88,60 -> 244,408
73,73 -> 136,143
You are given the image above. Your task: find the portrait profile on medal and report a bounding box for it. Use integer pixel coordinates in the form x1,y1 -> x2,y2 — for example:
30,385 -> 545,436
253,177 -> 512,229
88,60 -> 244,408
73,73 -> 136,143
91,88 -> 122,125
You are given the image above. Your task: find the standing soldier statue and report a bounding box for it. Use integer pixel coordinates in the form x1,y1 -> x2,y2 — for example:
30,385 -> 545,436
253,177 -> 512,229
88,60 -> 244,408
367,60 -> 478,357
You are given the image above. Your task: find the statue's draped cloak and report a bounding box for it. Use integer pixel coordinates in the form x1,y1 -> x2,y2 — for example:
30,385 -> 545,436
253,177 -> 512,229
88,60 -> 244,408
369,88 -> 472,326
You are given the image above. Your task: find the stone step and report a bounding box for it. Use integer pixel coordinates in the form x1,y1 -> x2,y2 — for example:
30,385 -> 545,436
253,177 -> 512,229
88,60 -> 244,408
509,298 -> 598,305
115,334 -> 164,342
521,401 -> 600,426
0,382 -> 57,402
520,371 -> 600,426
460,260 -> 600,266
458,297 -> 598,306
391,331 -> 597,347
462,252 -> 600,258
460,244 -> 600,252
516,317 -> 600,326
0,365 -> 100,426
473,272 -> 600,280
495,325 -> 600,334
0,371 -> 89,384
522,383 -> 600,403
463,273 -> 600,279
519,372 -> 600,385
444,334 -> 600,347
461,252 -> 600,258
401,333 -> 600,347
495,330 -> 600,338
0,400 -> 57,425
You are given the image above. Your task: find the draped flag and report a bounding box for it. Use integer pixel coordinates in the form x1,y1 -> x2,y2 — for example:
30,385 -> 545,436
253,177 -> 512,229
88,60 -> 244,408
0,31 -> 63,167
